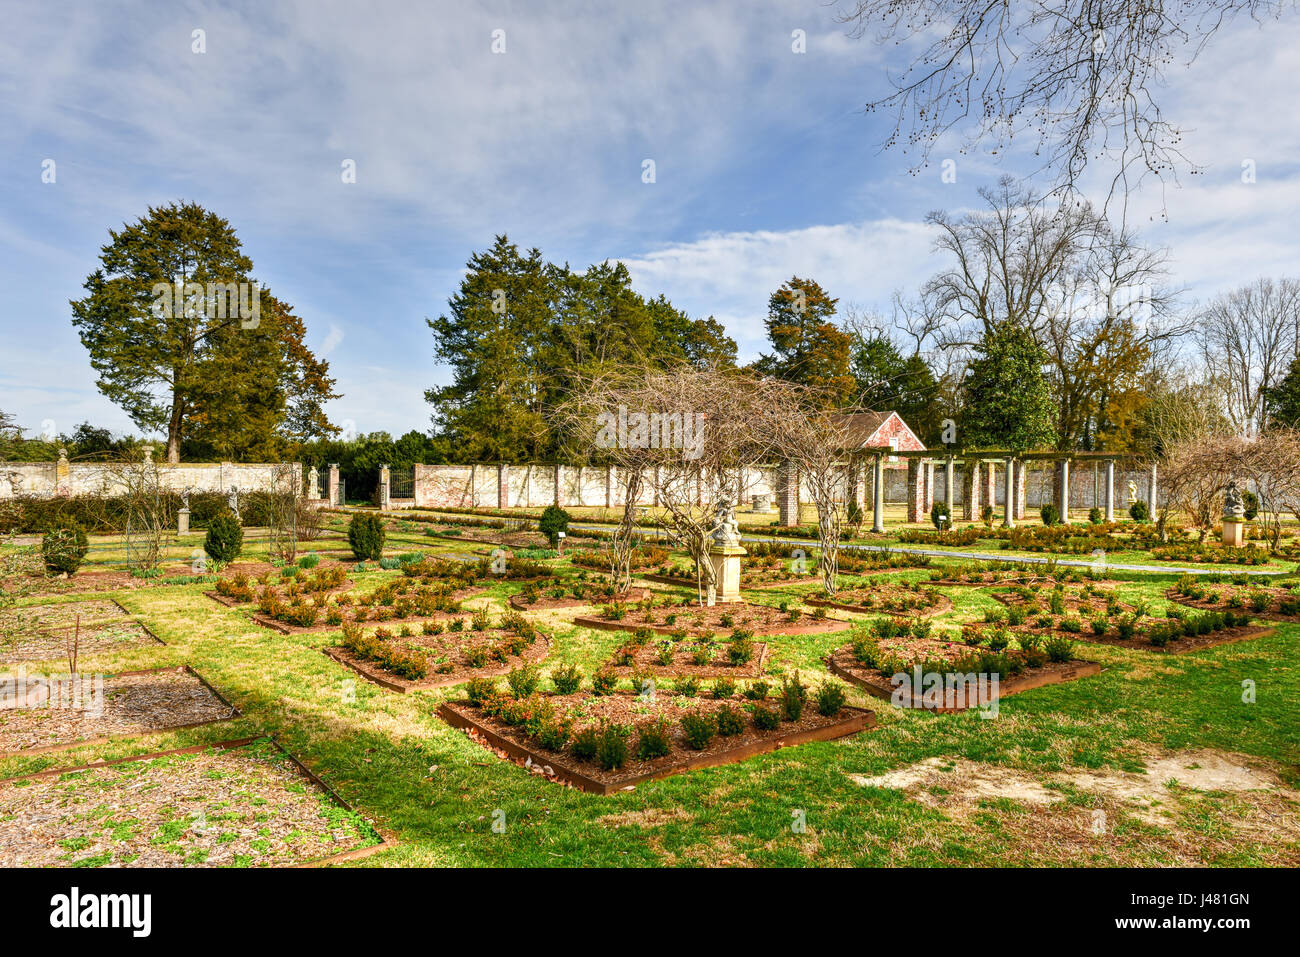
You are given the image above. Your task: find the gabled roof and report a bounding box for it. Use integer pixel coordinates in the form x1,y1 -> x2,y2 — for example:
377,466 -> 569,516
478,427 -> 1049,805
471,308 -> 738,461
830,411 -> 926,453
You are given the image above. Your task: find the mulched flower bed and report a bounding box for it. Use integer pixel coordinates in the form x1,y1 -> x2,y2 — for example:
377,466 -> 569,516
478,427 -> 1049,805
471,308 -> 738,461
0,666 -> 238,757
424,525 -> 553,550
574,597 -> 852,637
602,628 -> 768,679
325,617 -> 552,693
209,565 -> 487,635
806,578 -> 952,617
438,686 -> 875,795
0,737 -> 383,867
11,564 -> 211,596
509,584 -> 649,611
923,563 -> 1084,587
1165,574 -> 1300,624
0,621 -> 163,664
827,620 -> 1099,712
992,582 -> 1272,653
0,599 -> 130,633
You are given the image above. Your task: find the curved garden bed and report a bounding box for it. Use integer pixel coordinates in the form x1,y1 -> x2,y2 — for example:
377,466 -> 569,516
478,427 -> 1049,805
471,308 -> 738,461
438,685 -> 875,795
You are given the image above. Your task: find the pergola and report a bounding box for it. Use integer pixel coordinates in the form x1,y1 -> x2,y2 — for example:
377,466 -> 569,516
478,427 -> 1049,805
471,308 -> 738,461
785,448 -> 1156,532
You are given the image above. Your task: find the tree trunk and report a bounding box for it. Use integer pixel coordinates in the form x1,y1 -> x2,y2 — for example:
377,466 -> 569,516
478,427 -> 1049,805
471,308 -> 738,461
167,393 -> 184,463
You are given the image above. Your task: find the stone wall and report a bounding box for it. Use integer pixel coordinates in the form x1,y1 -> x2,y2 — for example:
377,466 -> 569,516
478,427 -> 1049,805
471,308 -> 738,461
0,458 -> 299,500
412,462 -> 912,512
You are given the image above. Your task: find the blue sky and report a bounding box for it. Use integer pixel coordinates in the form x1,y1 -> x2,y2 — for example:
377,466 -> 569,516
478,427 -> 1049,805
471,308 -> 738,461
3,0 -> 1299,441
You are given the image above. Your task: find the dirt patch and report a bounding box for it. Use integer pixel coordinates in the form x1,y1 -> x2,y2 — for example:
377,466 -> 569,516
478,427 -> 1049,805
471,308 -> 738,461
0,599 -> 130,632
0,666 -> 238,756
0,621 -> 163,664
0,738 -> 381,867
850,747 -> 1298,827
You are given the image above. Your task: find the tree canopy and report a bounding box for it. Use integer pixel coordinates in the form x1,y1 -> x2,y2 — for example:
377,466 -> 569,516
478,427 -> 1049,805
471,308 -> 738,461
70,202 -> 339,462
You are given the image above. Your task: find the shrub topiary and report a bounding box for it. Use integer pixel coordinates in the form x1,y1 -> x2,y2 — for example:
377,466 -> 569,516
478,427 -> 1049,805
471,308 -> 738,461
1129,500 -> 1150,522
1040,503 -> 1060,526
538,505 -> 571,546
41,524 -> 89,576
1089,506 -> 1103,525
930,501 -> 951,530
204,512 -> 243,564
1242,490 -> 1259,520
348,512 -> 386,561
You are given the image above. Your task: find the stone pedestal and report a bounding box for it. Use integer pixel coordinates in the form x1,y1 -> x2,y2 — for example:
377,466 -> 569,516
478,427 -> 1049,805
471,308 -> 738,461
707,545 -> 746,605
1222,518 -> 1246,548
177,508 -> 191,536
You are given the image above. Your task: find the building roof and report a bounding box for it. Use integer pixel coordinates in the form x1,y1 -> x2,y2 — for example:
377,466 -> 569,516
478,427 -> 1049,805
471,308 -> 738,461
829,411 -> 926,453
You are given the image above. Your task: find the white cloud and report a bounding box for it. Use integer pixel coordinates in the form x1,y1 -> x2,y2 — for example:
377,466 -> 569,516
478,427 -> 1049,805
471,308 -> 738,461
620,219 -> 938,356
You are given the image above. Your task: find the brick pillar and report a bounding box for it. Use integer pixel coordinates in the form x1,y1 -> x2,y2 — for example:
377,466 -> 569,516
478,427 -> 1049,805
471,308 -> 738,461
1015,461 -> 1027,520
984,460 -> 997,512
497,463 -> 509,509
944,456 -> 955,509
963,460 -> 980,520
327,463 -> 340,506
907,458 -> 926,523
776,460 -> 799,526
847,457 -> 865,516
379,463 -> 391,510
869,454 -> 883,533
924,459 -> 935,511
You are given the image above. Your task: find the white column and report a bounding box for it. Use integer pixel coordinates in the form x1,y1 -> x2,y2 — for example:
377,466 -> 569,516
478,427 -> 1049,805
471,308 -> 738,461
1058,458 -> 1070,524
944,455 -> 955,509
1104,460 -> 1115,522
1003,458 -> 1016,528
1148,463 -> 1158,517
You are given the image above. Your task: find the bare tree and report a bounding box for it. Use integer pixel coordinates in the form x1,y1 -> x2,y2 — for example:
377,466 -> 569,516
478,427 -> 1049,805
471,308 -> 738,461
760,391 -> 863,595
561,366 -> 785,604
1235,428 -> 1300,550
1195,278 -> 1300,436
837,0 -> 1295,201
924,178 -> 1187,449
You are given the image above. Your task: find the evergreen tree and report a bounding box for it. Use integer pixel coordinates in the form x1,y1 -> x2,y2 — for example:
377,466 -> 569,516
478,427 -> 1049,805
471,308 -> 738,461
70,202 -> 338,462
961,321 -> 1058,452
755,277 -> 854,404
849,333 -> 943,443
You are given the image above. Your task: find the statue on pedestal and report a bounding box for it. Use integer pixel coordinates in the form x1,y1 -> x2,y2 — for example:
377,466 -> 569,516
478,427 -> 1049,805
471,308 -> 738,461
711,497 -> 741,547
1127,480 -> 1138,506
227,485 -> 241,521
1223,480 -> 1246,520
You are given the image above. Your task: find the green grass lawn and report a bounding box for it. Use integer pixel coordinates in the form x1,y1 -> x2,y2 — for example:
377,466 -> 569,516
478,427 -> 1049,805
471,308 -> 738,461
3,520 -> 1298,867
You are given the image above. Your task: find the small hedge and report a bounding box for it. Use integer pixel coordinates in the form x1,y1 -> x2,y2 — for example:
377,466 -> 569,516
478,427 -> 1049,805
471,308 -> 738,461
348,513 -> 386,561
538,505 -> 571,546
41,524 -> 89,575
204,512 -> 244,563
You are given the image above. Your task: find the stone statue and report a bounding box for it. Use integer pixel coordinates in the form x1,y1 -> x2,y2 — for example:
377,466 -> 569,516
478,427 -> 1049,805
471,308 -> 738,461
1223,480 -> 1246,519
711,497 -> 741,548
1127,480 -> 1138,506
180,486 -> 192,510
227,485 -> 240,520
